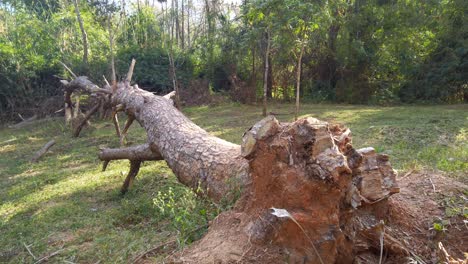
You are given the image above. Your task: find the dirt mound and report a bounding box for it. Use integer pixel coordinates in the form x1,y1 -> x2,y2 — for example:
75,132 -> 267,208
387,171 -> 468,263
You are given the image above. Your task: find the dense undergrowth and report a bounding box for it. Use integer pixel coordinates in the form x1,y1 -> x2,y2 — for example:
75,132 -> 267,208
0,103 -> 466,263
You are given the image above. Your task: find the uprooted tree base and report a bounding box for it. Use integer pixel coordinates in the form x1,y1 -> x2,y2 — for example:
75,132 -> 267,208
66,72 -> 465,263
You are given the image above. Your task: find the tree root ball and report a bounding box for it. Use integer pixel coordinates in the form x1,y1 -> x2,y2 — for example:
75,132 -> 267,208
170,116 -> 401,263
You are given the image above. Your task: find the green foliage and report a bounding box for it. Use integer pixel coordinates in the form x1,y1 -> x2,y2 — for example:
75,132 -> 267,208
153,185 -> 217,245
400,0 -> 468,103
117,45 -> 193,93
0,0 -> 467,120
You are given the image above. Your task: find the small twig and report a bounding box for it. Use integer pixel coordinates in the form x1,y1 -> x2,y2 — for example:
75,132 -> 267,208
17,113 -> 25,121
400,170 -> 414,180
23,242 -> 37,260
409,251 -> 427,264
237,234 -> 253,263
429,177 -> 436,192
133,224 -> 208,263
33,248 -> 64,264
379,221 -> 385,264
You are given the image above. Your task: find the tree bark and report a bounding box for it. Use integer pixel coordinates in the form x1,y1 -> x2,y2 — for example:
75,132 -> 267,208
110,82 -> 249,201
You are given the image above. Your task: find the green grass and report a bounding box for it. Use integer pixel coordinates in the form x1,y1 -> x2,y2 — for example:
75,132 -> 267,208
0,103 -> 467,263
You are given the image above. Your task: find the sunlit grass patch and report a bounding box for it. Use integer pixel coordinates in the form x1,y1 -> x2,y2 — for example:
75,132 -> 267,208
0,102 -> 466,263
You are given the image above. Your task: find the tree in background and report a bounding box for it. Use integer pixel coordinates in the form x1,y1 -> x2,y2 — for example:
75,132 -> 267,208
0,0 -> 466,121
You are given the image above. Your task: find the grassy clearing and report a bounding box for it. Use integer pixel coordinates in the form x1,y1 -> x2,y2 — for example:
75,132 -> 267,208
0,103 -> 466,263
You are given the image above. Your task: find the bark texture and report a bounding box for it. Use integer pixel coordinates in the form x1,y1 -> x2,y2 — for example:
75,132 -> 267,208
112,82 -> 249,202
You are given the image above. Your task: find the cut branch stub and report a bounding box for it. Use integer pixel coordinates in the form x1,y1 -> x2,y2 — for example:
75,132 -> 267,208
98,143 -> 162,162
99,143 -> 163,193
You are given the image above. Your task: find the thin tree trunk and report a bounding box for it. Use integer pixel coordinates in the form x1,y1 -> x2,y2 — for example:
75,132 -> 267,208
252,45 -> 256,101
262,30 -> 270,117
295,44 -> 304,121
171,0 -> 175,42
181,0 -> 185,49
267,54 -> 273,98
73,0 -> 89,72
175,0 -> 179,46
108,15 -> 116,85
187,0 -> 191,48
168,50 -> 181,108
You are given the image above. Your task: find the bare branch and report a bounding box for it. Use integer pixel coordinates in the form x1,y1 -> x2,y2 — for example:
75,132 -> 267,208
120,115 -> 135,146
73,102 -> 101,137
98,143 -> 162,162
112,109 -> 122,138
59,61 -> 77,79
103,75 -> 110,87
126,58 -> 136,83
31,140 -> 56,162
66,76 -> 112,95
9,114 -> 38,129
121,160 -> 141,194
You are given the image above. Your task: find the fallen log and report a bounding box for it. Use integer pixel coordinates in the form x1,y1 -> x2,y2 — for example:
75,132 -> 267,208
31,140 -> 56,162
65,62 -> 404,263
9,114 -> 38,129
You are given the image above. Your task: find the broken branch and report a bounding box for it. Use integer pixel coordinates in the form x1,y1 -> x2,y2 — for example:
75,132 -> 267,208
59,61 -> 77,79
9,114 -> 38,129
73,102 -> 101,137
98,143 -> 162,162
31,140 -> 56,162
126,58 -> 136,83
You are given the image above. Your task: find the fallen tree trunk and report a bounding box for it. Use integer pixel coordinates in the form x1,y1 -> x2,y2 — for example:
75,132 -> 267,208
64,67 -> 404,262
110,82 -> 250,202
95,81 -> 401,263
9,114 -> 38,129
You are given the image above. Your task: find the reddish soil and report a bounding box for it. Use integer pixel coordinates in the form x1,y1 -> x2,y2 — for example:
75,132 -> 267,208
136,117 -> 467,264
386,171 -> 467,263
